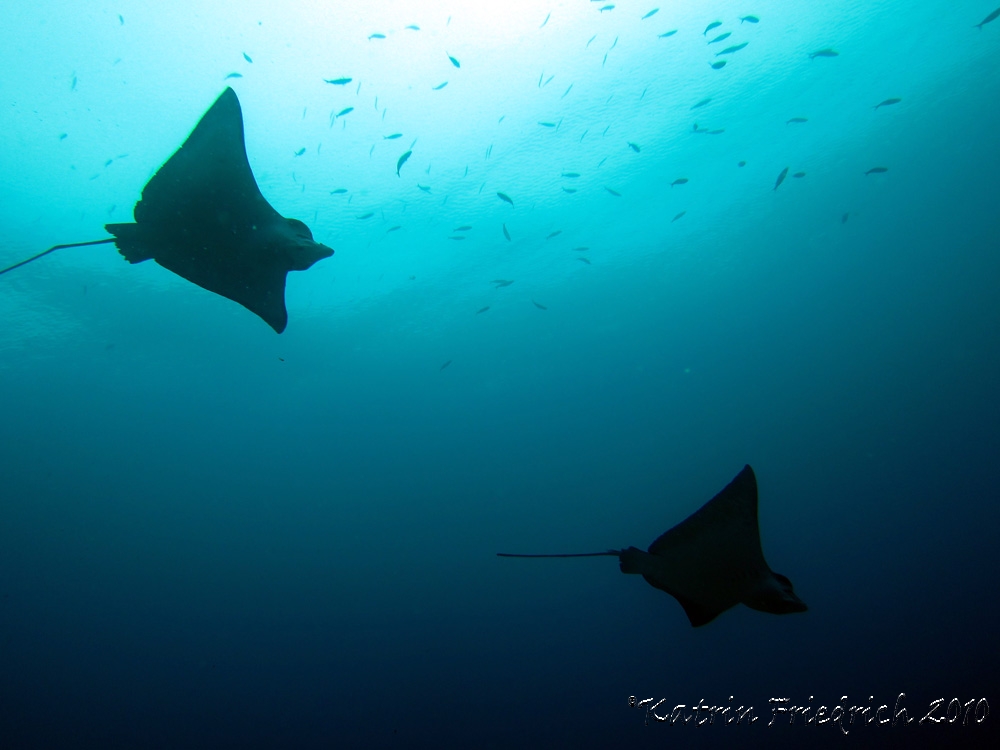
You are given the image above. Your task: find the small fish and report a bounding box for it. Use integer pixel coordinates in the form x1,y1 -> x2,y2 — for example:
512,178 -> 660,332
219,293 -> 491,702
337,107 -> 354,117
692,98 -> 712,109
324,77 -> 352,85
578,257 -> 592,264
448,54 -> 461,68
546,230 -> 562,239
330,188 -> 348,195
605,187 -> 622,196
774,167 -> 789,190
448,235 -> 465,240
740,15 -> 760,24
865,166 -> 888,175
562,187 -> 578,194
71,75 -> 77,90
369,33 -> 386,40
793,172 -> 806,178
642,8 -> 659,20
710,61 -> 727,69
672,211 -> 686,222
477,306 -> 490,314
573,246 -> 589,252
387,225 -> 402,232
119,14 -> 124,24
384,133 -> 402,140
707,129 -> 725,135
841,213 -> 849,224
493,279 -> 515,288
497,191 -> 514,206
418,184 -> 432,193
294,148 -> 306,156
975,8 -> 1000,29
709,32 -> 732,44
587,34 -> 597,48
405,25 -> 420,31
104,159 -> 113,167
532,300 -> 548,310
440,360 -> 452,370
432,81 -> 448,90
59,133 -> 67,140
396,150 -> 412,177
874,98 -> 902,109
540,12 -> 551,28
659,30 -> 677,38
357,212 -> 374,219
562,84 -> 573,99
225,72 -> 243,79
599,5 -> 615,12
243,52 -> 253,63
455,226 -> 472,232
503,224 -> 511,241
539,121 -> 557,128
543,75 -> 555,87
609,36 -> 619,51
562,172 -> 581,178
671,178 -> 688,187
703,21 -> 722,35
809,48 -> 839,59
738,160 -> 746,167
787,117 -> 808,124
717,42 -> 748,55
628,142 -> 641,153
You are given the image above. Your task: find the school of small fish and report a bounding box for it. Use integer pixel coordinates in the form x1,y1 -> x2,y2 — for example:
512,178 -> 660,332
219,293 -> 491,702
175,4 -> 995,364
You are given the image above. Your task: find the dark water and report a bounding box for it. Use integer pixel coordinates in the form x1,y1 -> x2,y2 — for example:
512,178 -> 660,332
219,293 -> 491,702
1,2 -> 998,747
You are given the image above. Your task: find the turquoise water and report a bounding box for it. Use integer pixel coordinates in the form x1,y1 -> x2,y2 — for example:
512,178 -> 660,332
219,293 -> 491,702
1,1 -> 998,747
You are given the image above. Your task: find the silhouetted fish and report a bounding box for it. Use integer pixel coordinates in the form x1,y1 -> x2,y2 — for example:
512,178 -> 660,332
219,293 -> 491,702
503,224 -> 511,241
497,192 -> 514,206
671,178 -> 688,187
672,211 -> 686,222
703,21 -> 722,35
448,54 -> 461,68
432,81 -> 448,90
708,32 -> 731,44
440,360 -> 452,370
477,306 -> 490,314
369,33 -> 386,40
547,230 -> 562,239
243,52 -> 253,63
396,150 -> 412,176
710,61 -> 727,69
975,7 -> 1000,29
809,48 -> 838,59
324,77 -> 352,85
865,166 -> 888,175
605,187 -> 622,196
225,72 -> 242,79
642,8 -> 659,20
787,117 -> 808,124
659,30 -> 677,38
628,142 -> 641,152
774,167 -> 789,190
740,15 -> 759,23
492,279 -> 514,287
874,98 -> 901,109
717,42 -> 748,55
532,300 -> 548,310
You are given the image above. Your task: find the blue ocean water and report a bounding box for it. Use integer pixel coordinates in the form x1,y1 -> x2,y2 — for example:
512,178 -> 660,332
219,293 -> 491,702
1,0 -> 998,747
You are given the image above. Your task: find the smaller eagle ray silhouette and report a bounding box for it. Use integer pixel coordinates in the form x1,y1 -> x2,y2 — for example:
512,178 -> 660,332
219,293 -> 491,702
498,465 -> 807,627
